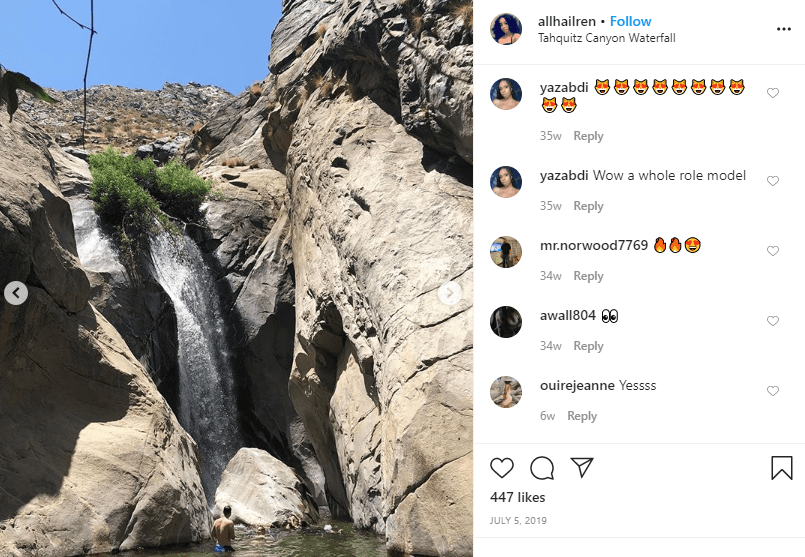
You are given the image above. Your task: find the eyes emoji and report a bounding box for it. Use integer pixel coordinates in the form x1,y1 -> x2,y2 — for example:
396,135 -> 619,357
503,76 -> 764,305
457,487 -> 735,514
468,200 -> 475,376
602,309 -> 619,324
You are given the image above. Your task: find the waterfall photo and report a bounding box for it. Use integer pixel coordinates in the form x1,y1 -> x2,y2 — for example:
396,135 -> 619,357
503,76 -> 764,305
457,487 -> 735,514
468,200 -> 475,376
0,1 -> 472,556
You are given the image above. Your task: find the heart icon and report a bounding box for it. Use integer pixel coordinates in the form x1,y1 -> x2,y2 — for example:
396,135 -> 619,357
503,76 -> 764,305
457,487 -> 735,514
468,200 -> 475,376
767,316 -> 779,326
491,457 -> 514,478
768,246 -> 779,256
767,176 -> 779,186
768,386 -> 779,396
768,88 -> 779,98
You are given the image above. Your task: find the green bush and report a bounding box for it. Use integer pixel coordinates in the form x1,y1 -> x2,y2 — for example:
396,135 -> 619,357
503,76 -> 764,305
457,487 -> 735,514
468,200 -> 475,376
88,148 -> 211,254
153,160 -> 211,220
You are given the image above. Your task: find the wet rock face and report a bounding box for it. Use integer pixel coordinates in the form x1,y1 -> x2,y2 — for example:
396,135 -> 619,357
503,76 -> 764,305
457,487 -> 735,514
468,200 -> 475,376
0,114 -> 210,556
54,149 -> 183,403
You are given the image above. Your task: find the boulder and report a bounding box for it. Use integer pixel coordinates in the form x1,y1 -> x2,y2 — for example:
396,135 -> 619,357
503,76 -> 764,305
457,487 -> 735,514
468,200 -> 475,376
63,147 -> 89,161
0,114 -> 210,556
135,143 -> 154,158
213,448 -> 319,528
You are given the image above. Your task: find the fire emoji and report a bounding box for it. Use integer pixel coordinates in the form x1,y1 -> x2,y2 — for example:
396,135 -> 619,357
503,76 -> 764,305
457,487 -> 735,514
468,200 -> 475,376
669,237 -> 682,253
654,238 -> 666,253
685,237 -> 701,253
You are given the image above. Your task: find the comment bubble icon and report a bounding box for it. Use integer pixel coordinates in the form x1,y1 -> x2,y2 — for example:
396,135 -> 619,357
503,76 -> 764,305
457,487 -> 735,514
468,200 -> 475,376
530,456 -> 555,480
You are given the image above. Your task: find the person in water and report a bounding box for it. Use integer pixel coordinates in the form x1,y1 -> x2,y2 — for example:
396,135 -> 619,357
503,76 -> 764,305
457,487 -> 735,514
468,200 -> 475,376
212,505 -> 236,552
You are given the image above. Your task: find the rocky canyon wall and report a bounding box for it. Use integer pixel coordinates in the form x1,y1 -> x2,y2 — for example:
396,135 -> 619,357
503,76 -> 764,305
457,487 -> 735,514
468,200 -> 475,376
216,0 -> 473,554
185,1 -> 474,553
0,0 -> 473,554
0,115 -> 210,556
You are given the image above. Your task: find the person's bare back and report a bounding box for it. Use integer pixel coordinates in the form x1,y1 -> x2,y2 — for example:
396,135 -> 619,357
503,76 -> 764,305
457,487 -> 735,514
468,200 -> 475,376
212,505 -> 236,551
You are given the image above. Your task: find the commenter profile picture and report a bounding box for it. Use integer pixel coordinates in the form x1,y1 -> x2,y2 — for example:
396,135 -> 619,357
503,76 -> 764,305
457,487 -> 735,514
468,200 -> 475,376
491,376 -> 521,408
490,166 -> 522,198
490,78 -> 521,111
490,236 -> 521,269
490,306 -> 522,339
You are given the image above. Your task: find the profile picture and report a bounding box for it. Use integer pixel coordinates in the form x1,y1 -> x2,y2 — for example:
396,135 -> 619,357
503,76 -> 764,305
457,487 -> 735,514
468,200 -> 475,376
490,78 -> 521,111
490,166 -> 521,198
490,13 -> 522,45
490,306 -> 522,339
490,236 -> 522,269
491,376 -> 522,408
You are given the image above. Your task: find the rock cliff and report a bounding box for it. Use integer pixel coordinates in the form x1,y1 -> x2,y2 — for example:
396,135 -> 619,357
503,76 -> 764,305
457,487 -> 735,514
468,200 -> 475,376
16,82 -> 232,154
0,114 -> 210,556
186,0 -> 474,554
1,0 -> 472,554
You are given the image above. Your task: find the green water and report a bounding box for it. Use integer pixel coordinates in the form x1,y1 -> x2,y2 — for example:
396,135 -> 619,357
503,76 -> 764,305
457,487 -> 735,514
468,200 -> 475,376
115,521 -> 388,557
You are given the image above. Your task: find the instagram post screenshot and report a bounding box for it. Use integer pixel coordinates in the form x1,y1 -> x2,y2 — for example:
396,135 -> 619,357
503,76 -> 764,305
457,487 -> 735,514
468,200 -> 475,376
0,1 -> 803,557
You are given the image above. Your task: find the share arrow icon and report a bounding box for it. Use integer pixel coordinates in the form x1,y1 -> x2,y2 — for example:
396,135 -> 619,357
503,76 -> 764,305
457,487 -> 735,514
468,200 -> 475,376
571,457 -> 593,479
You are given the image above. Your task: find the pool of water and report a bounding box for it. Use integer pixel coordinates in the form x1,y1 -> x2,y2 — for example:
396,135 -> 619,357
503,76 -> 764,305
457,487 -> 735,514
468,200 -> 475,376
112,521 -> 389,557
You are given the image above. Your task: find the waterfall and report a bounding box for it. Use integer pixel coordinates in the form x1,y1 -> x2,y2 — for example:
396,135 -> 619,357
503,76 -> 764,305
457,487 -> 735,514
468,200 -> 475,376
68,197 -> 126,276
149,230 -> 243,505
69,194 -> 243,503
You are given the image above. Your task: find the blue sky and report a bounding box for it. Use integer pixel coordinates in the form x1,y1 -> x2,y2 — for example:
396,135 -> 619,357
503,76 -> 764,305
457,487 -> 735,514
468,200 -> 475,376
0,1 -> 282,94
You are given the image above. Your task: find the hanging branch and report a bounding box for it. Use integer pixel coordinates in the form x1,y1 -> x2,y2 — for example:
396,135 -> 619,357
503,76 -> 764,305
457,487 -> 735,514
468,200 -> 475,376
50,0 -> 97,34
81,0 -> 94,148
51,0 -> 96,148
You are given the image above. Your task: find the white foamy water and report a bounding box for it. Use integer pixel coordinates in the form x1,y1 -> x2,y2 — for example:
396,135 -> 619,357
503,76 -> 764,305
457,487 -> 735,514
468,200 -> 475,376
68,197 -> 125,275
149,230 -> 244,504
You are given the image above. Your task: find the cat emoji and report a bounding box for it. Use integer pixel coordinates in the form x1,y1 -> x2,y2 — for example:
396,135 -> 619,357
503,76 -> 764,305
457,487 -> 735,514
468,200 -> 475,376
595,79 -> 610,95
653,79 -> 668,95
542,97 -> 557,113
633,79 -> 649,95
672,79 -> 687,95
561,97 -> 577,113
614,79 -> 629,95
691,79 -> 706,95
710,79 -> 725,95
730,79 -> 745,95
